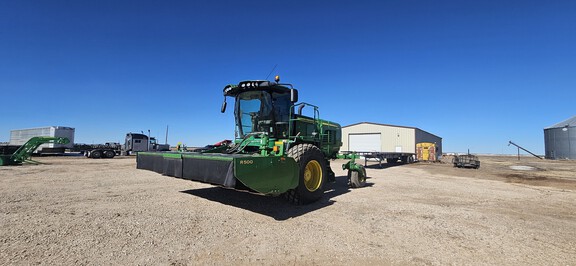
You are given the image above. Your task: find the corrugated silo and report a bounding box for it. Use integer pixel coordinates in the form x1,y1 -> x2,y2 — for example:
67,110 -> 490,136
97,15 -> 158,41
544,116 -> 576,159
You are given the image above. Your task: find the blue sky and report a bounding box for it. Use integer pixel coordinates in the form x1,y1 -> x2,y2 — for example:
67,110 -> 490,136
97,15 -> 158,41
1,1 -> 575,154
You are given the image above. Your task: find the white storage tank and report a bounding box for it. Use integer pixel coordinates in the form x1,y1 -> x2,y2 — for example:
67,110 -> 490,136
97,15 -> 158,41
544,116 -> 575,160
10,126 -> 75,153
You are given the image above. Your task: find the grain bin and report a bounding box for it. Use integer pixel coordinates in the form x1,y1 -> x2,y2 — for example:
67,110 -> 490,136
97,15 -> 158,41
544,116 -> 576,159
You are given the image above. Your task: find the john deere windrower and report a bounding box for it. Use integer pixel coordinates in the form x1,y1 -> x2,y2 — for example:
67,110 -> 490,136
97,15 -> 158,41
137,77 -> 366,204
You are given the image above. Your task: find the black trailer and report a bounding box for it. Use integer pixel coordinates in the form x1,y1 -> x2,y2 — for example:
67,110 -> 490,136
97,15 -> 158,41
452,154 -> 480,169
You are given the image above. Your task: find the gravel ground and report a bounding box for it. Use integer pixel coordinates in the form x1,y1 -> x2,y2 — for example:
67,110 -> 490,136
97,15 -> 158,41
1,155 -> 575,265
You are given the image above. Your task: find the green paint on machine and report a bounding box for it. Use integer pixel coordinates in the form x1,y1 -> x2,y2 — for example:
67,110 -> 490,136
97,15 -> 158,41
233,156 -> 299,195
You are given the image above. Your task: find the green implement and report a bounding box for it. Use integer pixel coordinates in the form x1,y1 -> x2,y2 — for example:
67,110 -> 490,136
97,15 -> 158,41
137,77 -> 366,204
0,137 -> 70,166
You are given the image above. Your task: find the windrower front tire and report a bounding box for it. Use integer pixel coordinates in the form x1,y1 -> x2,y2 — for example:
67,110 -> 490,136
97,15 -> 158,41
284,143 -> 326,205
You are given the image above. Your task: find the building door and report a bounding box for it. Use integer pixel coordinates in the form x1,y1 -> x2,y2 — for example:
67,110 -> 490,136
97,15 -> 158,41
349,133 -> 381,152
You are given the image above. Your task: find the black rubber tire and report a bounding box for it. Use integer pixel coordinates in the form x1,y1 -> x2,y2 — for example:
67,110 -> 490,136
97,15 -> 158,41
91,150 -> 102,159
104,150 -> 115,158
348,167 -> 367,188
284,143 -> 327,205
388,158 -> 397,163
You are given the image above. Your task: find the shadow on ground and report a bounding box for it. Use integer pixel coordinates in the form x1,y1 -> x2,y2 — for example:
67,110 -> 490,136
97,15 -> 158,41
180,175 -> 372,221
364,161 -> 407,169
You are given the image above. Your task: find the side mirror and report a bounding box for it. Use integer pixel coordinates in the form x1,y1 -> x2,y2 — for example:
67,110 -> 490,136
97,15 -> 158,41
290,89 -> 298,103
221,101 -> 227,113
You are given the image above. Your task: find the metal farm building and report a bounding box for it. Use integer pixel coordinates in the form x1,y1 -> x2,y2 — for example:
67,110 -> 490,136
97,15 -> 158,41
341,122 -> 442,161
544,115 -> 576,160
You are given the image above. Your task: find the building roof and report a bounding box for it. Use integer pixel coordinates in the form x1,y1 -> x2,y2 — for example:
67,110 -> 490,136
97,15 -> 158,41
343,122 -> 442,139
545,115 -> 576,129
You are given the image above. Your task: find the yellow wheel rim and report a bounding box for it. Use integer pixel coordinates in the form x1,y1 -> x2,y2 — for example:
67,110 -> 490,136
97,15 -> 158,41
304,160 -> 322,192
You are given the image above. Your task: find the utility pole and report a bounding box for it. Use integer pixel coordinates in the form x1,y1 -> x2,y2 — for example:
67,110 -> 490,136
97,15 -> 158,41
165,125 -> 169,145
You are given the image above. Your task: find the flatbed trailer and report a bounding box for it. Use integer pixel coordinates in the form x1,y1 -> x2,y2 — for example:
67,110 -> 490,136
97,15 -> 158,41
341,151 -> 415,168
73,143 -> 121,158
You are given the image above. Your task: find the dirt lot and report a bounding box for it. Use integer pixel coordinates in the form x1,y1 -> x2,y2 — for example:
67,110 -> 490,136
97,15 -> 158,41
1,155 -> 575,265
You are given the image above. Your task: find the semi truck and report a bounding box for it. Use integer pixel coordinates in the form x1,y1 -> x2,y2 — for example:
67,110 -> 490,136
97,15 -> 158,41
82,133 -> 170,158
123,133 -> 170,155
